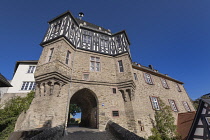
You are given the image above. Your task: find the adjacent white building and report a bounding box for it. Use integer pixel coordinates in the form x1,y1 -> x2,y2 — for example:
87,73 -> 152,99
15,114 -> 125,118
1,61 -> 37,103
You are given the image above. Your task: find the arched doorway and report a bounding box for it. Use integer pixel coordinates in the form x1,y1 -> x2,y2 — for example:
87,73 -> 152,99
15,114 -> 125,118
68,88 -> 98,128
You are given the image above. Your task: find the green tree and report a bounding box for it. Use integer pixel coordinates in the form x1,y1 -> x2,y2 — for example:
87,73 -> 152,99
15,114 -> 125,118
148,100 -> 180,140
0,91 -> 35,140
69,104 -> 81,116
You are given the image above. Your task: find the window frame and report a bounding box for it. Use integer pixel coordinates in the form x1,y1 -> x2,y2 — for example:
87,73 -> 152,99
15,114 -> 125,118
176,83 -> 182,92
168,99 -> 178,112
65,50 -> 71,65
150,96 -> 160,110
118,60 -> 124,72
27,66 -> 36,73
90,56 -> 100,72
134,73 -> 138,80
160,78 -> 169,89
21,81 -> 35,91
182,101 -> 191,112
144,73 -> 153,85
83,73 -> 90,81
112,110 -> 120,117
48,48 -> 54,62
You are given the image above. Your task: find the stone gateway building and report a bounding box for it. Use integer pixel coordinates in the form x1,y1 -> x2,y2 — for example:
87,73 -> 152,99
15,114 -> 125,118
14,11 -> 194,138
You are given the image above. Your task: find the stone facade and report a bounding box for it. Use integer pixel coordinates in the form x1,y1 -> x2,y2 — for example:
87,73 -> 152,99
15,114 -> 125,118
14,11 -> 195,138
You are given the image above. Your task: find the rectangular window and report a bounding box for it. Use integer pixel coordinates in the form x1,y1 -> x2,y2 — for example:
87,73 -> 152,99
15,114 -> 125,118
83,73 -> 89,81
65,51 -> 71,65
134,73 -> 138,80
183,101 -> 191,112
160,78 -> 169,89
144,73 -> 153,85
90,56 -> 100,72
48,48 -> 54,62
112,111 -> 119,117
27,66 -> 36,73
176,83 -> 181,92
112,88 -> 117,94
83,34 -> 91,44
118,60 -> 124,72
150,96 -> 160,110
168,99 -> 178,112
21,82 -> 35,91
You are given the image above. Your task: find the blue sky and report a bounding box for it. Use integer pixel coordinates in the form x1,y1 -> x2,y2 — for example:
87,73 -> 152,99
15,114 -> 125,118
1,0 -> 210,100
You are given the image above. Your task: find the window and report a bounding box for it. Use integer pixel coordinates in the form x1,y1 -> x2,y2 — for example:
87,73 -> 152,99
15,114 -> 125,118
65,51 -> 71,65
83,34 -> 91,44
21,82 -> 35,90
134,73 -> 138,80
112,88 -> 117,94
27,66 -> 36,73
160,78 -> 169,89
90,56 -> 100,72
112,111 -> 119,117
182,101 -> 191,112
150,96 -> 160,110
48,48 -> 54,62
176,83 -> 181,92
83,73 -> 89,81
168,99 -> 178,112
144,73 -> 153,85
118,60 -> 124,72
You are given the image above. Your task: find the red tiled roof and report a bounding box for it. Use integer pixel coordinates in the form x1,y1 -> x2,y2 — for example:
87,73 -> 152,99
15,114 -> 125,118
177,111 -> 196,140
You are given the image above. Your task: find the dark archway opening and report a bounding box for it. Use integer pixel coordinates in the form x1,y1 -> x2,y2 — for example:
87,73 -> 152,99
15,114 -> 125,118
68,88 -> 98,128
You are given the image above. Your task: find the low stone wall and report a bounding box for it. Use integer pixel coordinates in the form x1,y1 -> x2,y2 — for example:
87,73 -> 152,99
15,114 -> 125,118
8,125 -> 64,140
106,121 -> 145,140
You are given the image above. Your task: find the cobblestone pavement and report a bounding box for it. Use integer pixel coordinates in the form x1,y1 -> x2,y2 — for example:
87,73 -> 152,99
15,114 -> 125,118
62,126 -> 119,140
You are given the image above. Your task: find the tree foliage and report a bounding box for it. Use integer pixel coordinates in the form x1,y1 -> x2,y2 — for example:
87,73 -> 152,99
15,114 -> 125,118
148,100 -> 180,140
69,104 -> 81,116
193,93 -> 210,109
0,91 -> 35,140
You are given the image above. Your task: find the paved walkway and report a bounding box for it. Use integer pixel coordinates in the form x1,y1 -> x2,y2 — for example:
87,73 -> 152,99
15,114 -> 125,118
62,126 -> 119,140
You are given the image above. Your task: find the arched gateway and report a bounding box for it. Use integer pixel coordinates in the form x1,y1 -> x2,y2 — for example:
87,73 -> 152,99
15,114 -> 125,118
68,88 -> 98,128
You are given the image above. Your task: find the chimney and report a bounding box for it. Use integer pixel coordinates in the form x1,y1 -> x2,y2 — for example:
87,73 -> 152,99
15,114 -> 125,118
148,65 -> 154,70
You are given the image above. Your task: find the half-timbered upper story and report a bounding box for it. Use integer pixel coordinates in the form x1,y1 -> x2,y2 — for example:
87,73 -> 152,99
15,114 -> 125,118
41,11 -> 131,56
187,99 -> 210,139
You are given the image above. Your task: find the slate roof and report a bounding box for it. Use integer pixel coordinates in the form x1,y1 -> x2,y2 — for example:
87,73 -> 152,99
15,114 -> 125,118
0,73 -> 12,87
75,18 -> 111,33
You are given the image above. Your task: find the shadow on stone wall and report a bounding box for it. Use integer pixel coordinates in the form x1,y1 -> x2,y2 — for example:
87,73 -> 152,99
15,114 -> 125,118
8,121 -> 64,140
106,120 -> 145,140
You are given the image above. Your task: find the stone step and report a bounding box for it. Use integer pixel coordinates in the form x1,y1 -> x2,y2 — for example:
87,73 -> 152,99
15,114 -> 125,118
62,127 -> 119,140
